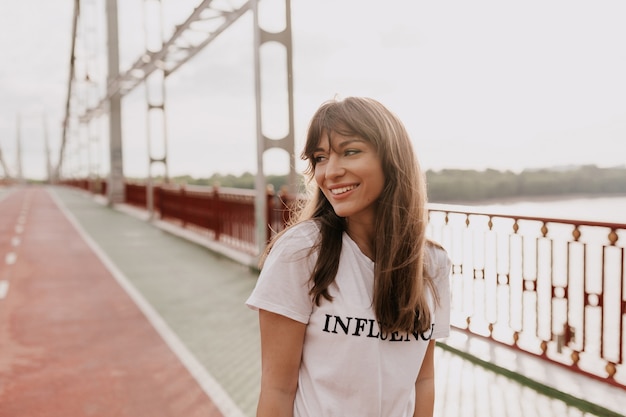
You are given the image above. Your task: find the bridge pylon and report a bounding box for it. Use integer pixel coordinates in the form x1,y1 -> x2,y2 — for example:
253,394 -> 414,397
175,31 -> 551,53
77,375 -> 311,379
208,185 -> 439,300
63,0 -> 296,255
253,0 -> 296,256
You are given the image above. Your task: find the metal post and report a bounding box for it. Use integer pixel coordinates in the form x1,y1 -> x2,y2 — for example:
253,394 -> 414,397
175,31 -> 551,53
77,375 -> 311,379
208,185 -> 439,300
43,114 -> 52,183
284,0 -> 296,196
253,0 -> 296,257
16,114 -> 24,183
253,0 -> 267,257
0,143 -> 10,180
143,0 -> 169,220
106,0 -> 125,205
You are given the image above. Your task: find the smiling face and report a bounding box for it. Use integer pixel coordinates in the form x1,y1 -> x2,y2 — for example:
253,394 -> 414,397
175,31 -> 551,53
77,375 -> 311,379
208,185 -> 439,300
313,129 -> 385,225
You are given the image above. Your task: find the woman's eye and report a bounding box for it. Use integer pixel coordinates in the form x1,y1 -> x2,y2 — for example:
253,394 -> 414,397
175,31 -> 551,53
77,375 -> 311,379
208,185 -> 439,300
313,154 -> 327,163
345,149 -> 361,156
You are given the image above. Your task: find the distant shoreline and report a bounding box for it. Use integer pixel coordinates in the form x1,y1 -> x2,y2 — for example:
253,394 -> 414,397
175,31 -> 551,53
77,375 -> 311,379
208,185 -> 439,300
432,192 -> 626,207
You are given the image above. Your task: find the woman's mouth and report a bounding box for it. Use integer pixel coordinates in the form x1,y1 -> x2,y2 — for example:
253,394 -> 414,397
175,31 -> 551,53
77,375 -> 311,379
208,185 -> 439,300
330,185 -> 358,195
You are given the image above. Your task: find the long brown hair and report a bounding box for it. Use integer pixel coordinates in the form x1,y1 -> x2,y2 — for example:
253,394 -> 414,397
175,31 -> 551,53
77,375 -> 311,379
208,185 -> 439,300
262,97 -> 437,334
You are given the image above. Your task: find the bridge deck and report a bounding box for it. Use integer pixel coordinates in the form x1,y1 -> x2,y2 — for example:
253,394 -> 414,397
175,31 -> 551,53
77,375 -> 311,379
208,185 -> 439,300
0,185 -> 623,417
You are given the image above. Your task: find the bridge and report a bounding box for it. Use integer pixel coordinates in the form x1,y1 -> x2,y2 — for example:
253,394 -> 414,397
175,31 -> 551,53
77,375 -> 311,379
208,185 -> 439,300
1,0 -> 625,416
1,183 -> 624,417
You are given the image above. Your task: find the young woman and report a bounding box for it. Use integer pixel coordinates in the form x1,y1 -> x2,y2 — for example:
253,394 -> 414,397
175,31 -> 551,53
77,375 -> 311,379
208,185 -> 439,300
246,97 -> 451,417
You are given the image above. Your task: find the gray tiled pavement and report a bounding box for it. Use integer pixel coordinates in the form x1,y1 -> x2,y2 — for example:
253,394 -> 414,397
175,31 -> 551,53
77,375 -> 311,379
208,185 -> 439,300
50,186 -> 625,417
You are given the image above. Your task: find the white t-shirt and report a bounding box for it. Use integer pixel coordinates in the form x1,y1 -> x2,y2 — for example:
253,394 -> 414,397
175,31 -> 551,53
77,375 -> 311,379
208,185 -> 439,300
246,220 -> 451,417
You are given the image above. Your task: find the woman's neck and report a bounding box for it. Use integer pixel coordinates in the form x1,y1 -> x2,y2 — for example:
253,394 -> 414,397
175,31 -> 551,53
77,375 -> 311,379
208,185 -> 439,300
346,219 -> 375,261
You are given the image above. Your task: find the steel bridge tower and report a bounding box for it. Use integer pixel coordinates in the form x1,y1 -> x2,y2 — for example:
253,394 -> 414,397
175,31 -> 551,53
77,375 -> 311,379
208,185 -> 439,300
61,0 -> 295,256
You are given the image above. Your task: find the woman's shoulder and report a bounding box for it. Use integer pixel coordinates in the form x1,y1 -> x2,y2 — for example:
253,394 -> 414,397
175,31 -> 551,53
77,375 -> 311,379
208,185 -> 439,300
269,220 -> 320,255
277,219 -> 320,242
424,240 -> 452,279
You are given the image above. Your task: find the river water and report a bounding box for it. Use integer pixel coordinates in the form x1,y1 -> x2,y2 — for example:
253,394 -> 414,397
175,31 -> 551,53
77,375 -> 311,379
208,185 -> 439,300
436,194 -> 626,224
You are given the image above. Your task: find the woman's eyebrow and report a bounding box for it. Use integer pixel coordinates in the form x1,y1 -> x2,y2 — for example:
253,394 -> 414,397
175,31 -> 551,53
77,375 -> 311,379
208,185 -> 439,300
336,138 -> 364,148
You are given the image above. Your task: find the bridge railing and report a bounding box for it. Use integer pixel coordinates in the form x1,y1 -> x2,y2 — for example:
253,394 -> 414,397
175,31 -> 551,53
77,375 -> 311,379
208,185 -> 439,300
60,177 -> 107,195
124,181 -> 296,255
60,179 -> 625,390
427,203 -> 626,390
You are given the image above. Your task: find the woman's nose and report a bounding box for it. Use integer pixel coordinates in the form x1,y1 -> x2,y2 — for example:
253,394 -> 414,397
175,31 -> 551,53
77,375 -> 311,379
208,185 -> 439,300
325,154 -> 345,178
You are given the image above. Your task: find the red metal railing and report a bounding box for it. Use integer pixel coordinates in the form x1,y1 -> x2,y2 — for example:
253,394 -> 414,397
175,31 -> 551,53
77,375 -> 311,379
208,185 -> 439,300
123,182 -> 295,254
427,203 -> 626,390
60,178 -> 107,195
60,179 -> 625,390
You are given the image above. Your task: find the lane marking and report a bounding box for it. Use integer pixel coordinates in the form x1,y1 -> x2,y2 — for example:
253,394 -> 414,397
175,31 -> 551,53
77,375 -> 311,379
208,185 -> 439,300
11,236 -> 21,247
5,252 -> 17,265
14,225 -> 24,234
49,189 -> 247,417
0,280 -> 8,299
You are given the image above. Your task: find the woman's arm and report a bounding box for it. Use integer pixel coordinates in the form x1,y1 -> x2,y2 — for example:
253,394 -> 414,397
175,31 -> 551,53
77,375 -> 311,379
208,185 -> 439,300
413,340 -> 436,417
257,309 -> 307,417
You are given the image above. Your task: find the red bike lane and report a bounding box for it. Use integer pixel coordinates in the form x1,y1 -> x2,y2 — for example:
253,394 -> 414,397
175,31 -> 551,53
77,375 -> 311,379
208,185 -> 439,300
0,186 -> 224,417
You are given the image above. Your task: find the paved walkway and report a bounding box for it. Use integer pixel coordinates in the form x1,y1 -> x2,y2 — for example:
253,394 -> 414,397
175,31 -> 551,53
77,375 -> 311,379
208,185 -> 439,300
0,186 -> 226,417
0,185 -> 623,417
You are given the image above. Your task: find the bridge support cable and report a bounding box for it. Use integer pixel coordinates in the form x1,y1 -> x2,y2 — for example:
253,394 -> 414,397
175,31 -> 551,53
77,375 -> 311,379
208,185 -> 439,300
42,114 -> 52,183
252,0 -> 296,255
78,0 -> 104,190
15,114 -> 24,183
55,0 -> 81,183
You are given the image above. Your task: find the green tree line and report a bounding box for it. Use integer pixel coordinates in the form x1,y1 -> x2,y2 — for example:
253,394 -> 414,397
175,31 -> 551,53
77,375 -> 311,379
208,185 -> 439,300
171,172 -> 294,192
170,165 -> 626,203
426,165 -> 626,202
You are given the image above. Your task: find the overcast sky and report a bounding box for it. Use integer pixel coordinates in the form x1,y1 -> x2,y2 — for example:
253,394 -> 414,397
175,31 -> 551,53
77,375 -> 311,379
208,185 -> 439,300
1,0 -> 625,180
